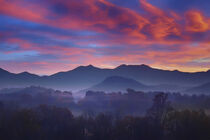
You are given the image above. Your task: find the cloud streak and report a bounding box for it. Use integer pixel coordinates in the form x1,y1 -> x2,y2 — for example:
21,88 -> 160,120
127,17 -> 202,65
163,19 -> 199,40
0,0 -> 209,74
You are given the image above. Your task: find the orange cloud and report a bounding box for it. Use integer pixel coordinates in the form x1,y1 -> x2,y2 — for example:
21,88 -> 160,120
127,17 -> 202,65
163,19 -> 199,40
139,0 -> 181,39
140,0 -> 164,16
185,11 -> 209,32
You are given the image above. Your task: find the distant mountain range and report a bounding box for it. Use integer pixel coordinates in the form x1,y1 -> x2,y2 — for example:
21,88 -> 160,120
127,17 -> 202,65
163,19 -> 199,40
0,64 -> 210,94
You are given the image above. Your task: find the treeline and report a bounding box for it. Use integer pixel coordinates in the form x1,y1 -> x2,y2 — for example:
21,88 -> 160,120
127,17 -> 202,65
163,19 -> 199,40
79,89 -> 210,116
0,93 -> 210,140
1,87 -> 210,116
0,86 -> 75,109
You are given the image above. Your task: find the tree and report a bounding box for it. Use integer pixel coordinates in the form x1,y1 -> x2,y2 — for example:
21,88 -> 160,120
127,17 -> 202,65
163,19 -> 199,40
147,93 -> 173,123
146,93 -> 174,139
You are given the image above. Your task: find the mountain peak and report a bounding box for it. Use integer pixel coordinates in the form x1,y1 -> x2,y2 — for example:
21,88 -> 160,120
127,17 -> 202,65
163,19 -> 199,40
116,64 -> 151,69
117,64 -> 127,67
80,64 -> 98,69
19,71 -> 33,76
17,71 -> 40,78
20,71 -> 30,74
86,64 -> 95,68
73,64 -> 99,71
140,64 -> 151,68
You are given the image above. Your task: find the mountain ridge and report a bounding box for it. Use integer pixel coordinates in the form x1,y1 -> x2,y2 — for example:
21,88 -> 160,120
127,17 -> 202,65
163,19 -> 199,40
0,64 -> 209,76
0,64 -> 210,91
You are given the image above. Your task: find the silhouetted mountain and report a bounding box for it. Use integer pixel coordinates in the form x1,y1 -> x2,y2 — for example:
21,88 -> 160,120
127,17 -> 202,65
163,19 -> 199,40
87,76 -> 149,92
42,64 -> 210,90
0,68 -> 41,88
113,64 -> 210,86
185,82 -> 210,95
0,65 -> 210,91
0,68 -> 10,74
43,65 -> 111,90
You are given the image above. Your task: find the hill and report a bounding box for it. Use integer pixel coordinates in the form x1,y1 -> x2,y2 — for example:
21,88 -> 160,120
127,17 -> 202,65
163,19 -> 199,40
88,76 -> 149,92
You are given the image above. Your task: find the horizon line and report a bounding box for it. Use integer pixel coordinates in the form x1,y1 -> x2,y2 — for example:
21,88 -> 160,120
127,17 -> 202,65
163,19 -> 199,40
1,64 -> 209,76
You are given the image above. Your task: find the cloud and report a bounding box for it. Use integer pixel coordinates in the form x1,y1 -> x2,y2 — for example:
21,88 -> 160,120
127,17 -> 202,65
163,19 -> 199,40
0,0 -> 210,74
185,11 -> 209,32
1,0 -> 209,41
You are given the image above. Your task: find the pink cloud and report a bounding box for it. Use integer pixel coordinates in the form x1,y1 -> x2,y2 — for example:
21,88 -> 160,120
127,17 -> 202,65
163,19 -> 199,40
0,0 -> 210,74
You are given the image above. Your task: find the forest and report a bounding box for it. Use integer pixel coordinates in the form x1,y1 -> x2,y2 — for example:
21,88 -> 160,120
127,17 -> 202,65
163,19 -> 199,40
0,88 -> 210,140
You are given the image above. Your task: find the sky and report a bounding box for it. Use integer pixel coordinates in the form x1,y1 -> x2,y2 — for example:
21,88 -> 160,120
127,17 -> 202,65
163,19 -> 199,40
0,0 -> 210,75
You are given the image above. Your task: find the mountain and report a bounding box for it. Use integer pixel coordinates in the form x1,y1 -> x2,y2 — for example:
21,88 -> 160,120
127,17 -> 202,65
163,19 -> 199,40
0,68 -> 41,88
39,64 -> 210,90
81,76 -> 187,93
185,82 -> 210,95
87,76 -> 149,92
0,64 -> 210,91
113,65 -> 210,86
43,65 -> 110,90
46,64 -> 210,90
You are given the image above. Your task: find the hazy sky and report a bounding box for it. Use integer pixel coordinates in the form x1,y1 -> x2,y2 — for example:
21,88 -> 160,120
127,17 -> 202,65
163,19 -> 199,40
0,0 -> 210,74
